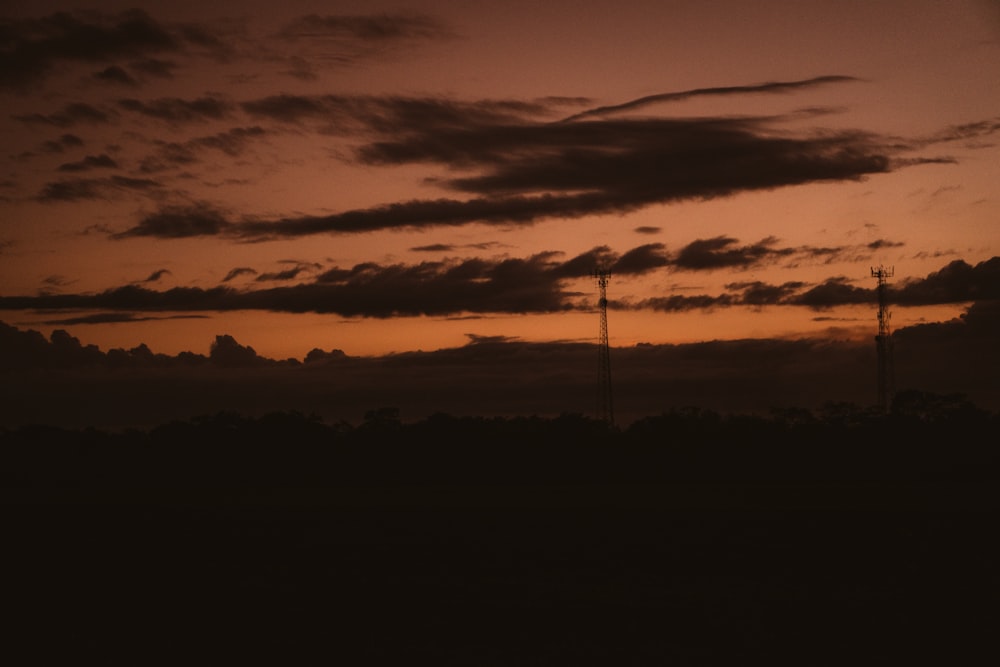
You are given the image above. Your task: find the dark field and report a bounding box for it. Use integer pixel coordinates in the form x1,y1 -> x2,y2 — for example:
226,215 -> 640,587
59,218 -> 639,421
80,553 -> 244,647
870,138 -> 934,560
4,403 -> 999,664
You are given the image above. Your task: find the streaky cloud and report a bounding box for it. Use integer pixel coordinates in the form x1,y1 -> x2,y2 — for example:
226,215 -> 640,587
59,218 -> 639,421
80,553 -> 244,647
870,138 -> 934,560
34,312 -> 207,326
277,12 -> 454,43
113,203 -> 231,237
37,175 -> 160,202
558,75 -> 862,123
56,154 -> 118,172
13,103 -> 112,127
118,95 -> 236,123
0,9 -> 178,90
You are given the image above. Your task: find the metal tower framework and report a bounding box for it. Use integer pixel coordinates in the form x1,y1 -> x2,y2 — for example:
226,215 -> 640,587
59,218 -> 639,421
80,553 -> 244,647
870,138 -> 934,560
593,268 -> 614,426
872,265 -> 895,413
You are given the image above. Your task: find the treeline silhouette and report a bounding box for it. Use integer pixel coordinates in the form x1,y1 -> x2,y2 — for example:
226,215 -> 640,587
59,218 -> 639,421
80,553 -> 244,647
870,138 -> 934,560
3,389 -> 998,490
6,391 -> 999,665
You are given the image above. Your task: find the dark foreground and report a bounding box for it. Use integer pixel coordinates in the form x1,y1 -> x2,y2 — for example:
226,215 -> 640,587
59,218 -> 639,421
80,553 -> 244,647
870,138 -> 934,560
4,405 -> 999,665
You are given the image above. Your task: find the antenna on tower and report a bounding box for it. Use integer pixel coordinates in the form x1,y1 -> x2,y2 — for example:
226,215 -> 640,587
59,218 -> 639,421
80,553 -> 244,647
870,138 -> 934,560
592,267 -> 614,426
871,265 -> 895,414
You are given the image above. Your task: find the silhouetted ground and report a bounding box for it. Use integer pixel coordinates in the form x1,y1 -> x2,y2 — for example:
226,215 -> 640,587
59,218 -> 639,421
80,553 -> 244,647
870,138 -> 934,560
4,397 -> 999,664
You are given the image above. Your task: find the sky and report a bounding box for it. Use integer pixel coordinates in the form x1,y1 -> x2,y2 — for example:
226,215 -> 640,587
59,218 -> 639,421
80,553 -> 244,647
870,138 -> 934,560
1,1 -> 999,428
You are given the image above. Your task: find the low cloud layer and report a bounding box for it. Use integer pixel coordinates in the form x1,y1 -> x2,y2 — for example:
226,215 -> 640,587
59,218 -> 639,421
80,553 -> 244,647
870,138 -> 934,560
3,300 -> 998,429
2,251 -> 997,318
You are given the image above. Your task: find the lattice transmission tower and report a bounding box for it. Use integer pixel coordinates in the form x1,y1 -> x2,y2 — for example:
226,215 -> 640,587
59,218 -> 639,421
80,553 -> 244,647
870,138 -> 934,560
593,268 -> 614,426
871,265 -> 895,414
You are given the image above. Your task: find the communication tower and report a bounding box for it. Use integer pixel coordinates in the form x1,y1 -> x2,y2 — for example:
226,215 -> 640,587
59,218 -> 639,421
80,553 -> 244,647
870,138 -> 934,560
593,268 -> 614,426
871,265 -> 895,413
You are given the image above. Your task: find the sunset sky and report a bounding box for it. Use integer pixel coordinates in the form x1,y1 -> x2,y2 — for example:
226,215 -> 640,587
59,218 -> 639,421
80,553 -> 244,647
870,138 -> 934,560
2,1 -> 999,428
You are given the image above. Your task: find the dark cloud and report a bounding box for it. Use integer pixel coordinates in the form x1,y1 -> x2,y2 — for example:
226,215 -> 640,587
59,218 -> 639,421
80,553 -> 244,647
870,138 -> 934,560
634,226 -> 661,235
37,175 -> 160,202
919,116 -> 1000,146
239,94 -> 333,124
0,320 -> 876,428
727,280 -> 808,306
42,274 -> 72,288
144,87 -> 923,240
634,280 -> 790,313
4,254 -> 996,319
0,9 -> 178,90
559,75 -> 862,122
272,12 -> 456,69
640,257 -> 1000,312
306,254 -> 573,316
189,126 -> 266,155
278,13 -> 454,43
138,144 -> 197,172
94,65 -> 137,86
141,269 -> 172,283
13,103 -> 112,127
867,238 -> 905,251
233,193 -> 625,238
892,257 -> 1000,305
411,243 -> 454,252
256,265 -> 312,282
139,126 -> 266,172
789,277 -> 874,309
118,95 -> 236,123
786,258 -> 1000,310
222,267 -> 258,282
430,120 -> 892,201
241,93 -> 545,131
34,312 -> 208,326
281,56 -> 318,81
636,293 -> 737,312
610,243 -> 671,275
3,296 -> 998,430
0,253 -> 576,317
113,203 -> 231,237
40,134 -> 85,153
174,21 -> 234,61
895,299 -> 1000,344
464,333 -> 520,345
129,57 -> 176,78
673,236 -> 791,270
56,154 -> 118,172
209,334 -> 266,368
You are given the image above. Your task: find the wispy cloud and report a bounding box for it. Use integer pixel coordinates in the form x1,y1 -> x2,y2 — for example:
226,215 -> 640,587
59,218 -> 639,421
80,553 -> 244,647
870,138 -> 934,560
56,154 -> 118,172
138,126 -> 266,172
37,176 -> 161,202
13,103 -> 112,127
140,269 -> 172,283
558,75 -> 862,122
40,134 -> 85,153
271,12 -> 457,69
0,9 -> 180,90
93,65 -> 139,86
118,95 -> 236,123
33,312 -> 207,326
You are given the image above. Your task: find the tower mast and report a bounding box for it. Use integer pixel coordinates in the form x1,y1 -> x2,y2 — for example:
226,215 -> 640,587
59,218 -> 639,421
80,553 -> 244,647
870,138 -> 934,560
593,268 -> 614,426
871,265 -> 895,414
